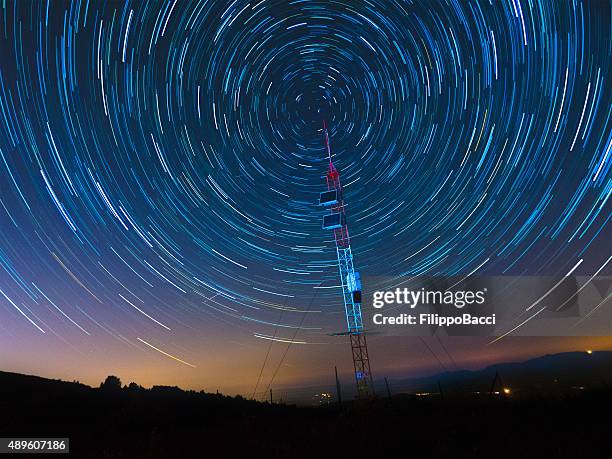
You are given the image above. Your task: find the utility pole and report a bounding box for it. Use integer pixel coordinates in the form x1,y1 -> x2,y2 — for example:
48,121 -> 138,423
488,369 -> 499,399
385,377 -> 392,399
335,366 -> 343,408
270,388 -> 273,404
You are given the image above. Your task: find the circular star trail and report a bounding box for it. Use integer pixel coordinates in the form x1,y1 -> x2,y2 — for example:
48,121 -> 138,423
0,1 -> 609,352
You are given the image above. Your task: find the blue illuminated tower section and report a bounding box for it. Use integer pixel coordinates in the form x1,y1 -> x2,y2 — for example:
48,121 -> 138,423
319,122 -> 374,397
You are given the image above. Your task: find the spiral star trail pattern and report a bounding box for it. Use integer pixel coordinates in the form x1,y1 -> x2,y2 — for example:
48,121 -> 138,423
0,1 -> 610,387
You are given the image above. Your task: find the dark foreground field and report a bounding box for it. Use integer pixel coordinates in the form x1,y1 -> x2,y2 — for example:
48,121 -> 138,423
1,370 -> 611,458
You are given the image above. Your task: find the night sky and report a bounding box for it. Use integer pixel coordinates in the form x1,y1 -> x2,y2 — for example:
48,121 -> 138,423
0,0 -> 610,397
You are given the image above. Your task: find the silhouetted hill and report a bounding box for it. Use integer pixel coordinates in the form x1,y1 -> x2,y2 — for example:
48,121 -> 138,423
1,353 -> 612,458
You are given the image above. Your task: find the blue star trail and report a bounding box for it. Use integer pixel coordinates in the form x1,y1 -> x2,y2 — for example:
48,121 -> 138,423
0,0 -> 609,360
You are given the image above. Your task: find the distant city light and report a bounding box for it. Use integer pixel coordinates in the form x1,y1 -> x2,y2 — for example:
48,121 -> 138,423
503,388 -> 511,395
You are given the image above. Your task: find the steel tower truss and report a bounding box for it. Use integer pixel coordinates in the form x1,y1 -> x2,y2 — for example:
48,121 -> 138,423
320,122 -> 373,397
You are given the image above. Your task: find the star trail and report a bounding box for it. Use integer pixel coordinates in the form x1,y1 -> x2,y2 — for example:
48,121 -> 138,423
0,0 -> 610,390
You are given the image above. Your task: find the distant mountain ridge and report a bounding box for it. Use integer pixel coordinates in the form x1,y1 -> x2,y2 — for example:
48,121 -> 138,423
393,350 -> 612,394
265,350 -> 612,401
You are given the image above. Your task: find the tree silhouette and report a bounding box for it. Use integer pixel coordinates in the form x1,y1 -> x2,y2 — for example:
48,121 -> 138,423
127,382 -> 143,391
100,375 -> 122,391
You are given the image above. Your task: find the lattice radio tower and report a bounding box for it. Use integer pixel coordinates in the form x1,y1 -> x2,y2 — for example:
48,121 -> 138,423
319,121 -> 374,397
